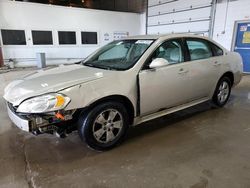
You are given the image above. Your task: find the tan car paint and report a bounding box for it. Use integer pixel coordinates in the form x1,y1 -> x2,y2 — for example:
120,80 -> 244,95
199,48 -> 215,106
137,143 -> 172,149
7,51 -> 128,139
3,34 -> 243,126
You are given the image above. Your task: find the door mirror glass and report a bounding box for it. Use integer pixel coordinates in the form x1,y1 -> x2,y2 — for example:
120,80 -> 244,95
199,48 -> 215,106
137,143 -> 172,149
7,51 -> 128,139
149,58 -> 169,69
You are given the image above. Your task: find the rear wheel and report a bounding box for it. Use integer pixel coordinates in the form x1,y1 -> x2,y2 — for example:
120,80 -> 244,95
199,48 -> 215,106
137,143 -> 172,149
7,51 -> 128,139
78,102 -> 129,151
212,77 -> 231,107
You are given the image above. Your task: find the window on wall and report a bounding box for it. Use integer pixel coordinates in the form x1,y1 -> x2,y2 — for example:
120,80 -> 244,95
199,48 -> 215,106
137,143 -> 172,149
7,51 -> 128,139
1,29 -> 26,45
81,32 -> 98,44
32,30 -> 53,45
58,31 -> 76,45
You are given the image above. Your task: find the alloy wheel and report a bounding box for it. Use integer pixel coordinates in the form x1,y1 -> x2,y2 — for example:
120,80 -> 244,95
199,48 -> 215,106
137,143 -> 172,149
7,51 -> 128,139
217,81 -> 230,104
92,109 -> 123,143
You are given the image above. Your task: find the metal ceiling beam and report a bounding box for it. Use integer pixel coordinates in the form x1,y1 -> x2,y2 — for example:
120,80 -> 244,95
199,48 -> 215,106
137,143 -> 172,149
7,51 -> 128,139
14,0 -> 147,13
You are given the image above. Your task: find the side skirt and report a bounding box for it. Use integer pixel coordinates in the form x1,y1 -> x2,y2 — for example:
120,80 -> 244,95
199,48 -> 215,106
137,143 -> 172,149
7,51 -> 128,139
133,97 -> 210,126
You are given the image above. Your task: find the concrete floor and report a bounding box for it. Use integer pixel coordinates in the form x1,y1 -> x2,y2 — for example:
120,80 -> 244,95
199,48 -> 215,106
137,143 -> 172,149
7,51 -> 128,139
1,69 -> 250,188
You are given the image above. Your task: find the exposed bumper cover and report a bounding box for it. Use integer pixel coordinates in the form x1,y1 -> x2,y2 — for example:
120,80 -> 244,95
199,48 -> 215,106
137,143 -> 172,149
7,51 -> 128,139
7,104 -> 30,132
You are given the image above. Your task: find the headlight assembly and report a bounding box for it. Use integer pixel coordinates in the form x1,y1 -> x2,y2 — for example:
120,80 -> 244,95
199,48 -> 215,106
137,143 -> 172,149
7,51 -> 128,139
16,93 -> 70,113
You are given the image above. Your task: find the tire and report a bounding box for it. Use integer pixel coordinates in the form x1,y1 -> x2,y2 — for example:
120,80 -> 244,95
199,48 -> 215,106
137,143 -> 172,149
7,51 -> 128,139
212,76 -> 232,107
78,101 -> 129,151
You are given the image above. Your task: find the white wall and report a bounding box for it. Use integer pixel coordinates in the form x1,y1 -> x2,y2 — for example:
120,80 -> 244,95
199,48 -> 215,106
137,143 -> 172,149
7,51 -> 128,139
0,0 -> 144,67
2,0 -> 248,68
213,0 -> 250,50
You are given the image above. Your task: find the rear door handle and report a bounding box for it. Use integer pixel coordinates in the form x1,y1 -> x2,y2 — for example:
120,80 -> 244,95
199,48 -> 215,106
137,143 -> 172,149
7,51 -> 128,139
178,68 -> 189,74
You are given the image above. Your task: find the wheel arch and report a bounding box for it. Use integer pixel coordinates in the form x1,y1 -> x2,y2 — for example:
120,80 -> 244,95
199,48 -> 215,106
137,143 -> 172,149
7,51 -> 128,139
221,71 -> 234,86
211,71 -> 234,99
79,95 -> 135,125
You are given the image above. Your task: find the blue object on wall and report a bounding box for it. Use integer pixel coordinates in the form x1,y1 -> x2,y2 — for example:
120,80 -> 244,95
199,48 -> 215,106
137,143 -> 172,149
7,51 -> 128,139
234,22 -> 250,73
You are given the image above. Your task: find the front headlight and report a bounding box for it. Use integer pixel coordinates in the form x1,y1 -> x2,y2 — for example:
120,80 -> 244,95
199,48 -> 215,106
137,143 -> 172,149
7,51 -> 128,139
16,93 -> 70,113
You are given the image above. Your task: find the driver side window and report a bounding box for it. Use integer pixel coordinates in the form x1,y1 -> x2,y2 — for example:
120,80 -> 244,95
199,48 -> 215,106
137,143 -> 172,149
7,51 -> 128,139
152,40 -> 184,64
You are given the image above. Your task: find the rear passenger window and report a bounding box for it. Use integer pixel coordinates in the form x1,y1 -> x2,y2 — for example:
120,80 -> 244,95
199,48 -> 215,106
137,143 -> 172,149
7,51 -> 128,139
186,39 -> 212,61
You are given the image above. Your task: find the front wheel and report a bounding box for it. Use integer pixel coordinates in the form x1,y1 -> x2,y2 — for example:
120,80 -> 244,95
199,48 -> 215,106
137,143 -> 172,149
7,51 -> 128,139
78,102 -> 129,151
212,77 -> 232,107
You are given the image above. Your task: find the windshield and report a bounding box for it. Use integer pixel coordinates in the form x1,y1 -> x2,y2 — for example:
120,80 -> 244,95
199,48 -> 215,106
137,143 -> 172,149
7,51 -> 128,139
83,39 -> 154,70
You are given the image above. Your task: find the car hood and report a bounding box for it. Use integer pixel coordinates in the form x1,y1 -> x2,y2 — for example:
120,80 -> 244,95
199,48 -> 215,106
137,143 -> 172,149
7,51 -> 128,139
3,64 -> 109,106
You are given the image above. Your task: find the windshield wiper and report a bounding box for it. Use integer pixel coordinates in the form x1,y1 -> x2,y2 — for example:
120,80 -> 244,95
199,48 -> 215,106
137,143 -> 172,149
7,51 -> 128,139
83,62 -> 94,67
84,63 -> 117,70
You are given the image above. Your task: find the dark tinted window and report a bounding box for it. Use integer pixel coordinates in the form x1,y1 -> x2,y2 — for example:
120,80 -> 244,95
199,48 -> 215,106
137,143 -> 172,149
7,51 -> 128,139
81,32 -> 97,44
58,31 -> 76,45
212,43 -> 224,56
186,39 -> 212,61
1,29 -> 26,45
32,30 -> 53,45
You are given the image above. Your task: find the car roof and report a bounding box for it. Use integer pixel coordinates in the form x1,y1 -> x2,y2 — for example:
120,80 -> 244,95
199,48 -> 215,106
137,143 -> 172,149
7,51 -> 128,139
126,33 -> 210,40
125,33 -> 227,51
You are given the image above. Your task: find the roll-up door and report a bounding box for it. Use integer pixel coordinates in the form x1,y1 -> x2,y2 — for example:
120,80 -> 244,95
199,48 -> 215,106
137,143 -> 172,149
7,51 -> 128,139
147,0 -> 216,37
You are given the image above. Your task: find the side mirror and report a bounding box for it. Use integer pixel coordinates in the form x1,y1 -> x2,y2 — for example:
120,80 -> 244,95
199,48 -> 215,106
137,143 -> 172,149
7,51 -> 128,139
149,58 -> 169,69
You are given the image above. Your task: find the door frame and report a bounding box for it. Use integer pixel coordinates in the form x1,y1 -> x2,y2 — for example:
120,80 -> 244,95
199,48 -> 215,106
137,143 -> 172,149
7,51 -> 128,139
231,20 -> 250,51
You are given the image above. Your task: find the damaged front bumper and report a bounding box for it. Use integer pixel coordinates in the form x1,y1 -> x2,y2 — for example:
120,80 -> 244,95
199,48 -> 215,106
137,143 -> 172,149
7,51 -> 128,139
6,102 -> 76,136
7,102 -> 30,132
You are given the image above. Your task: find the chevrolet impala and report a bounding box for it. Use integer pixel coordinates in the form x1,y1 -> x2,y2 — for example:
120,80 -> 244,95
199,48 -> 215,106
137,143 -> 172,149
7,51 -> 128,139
3,34 -> 243,150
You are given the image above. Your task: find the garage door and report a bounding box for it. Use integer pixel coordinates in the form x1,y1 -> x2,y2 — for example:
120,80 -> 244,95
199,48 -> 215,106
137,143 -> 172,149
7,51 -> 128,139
147,0 -> 216,37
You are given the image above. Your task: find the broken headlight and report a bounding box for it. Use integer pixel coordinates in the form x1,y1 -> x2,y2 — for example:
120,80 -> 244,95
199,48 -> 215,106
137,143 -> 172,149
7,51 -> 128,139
16,93 -> 70,113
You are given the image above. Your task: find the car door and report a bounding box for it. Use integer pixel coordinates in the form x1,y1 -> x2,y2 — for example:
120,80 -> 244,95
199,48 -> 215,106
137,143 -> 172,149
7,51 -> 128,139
184,38 -> 223,99
139,39 -> 193,116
